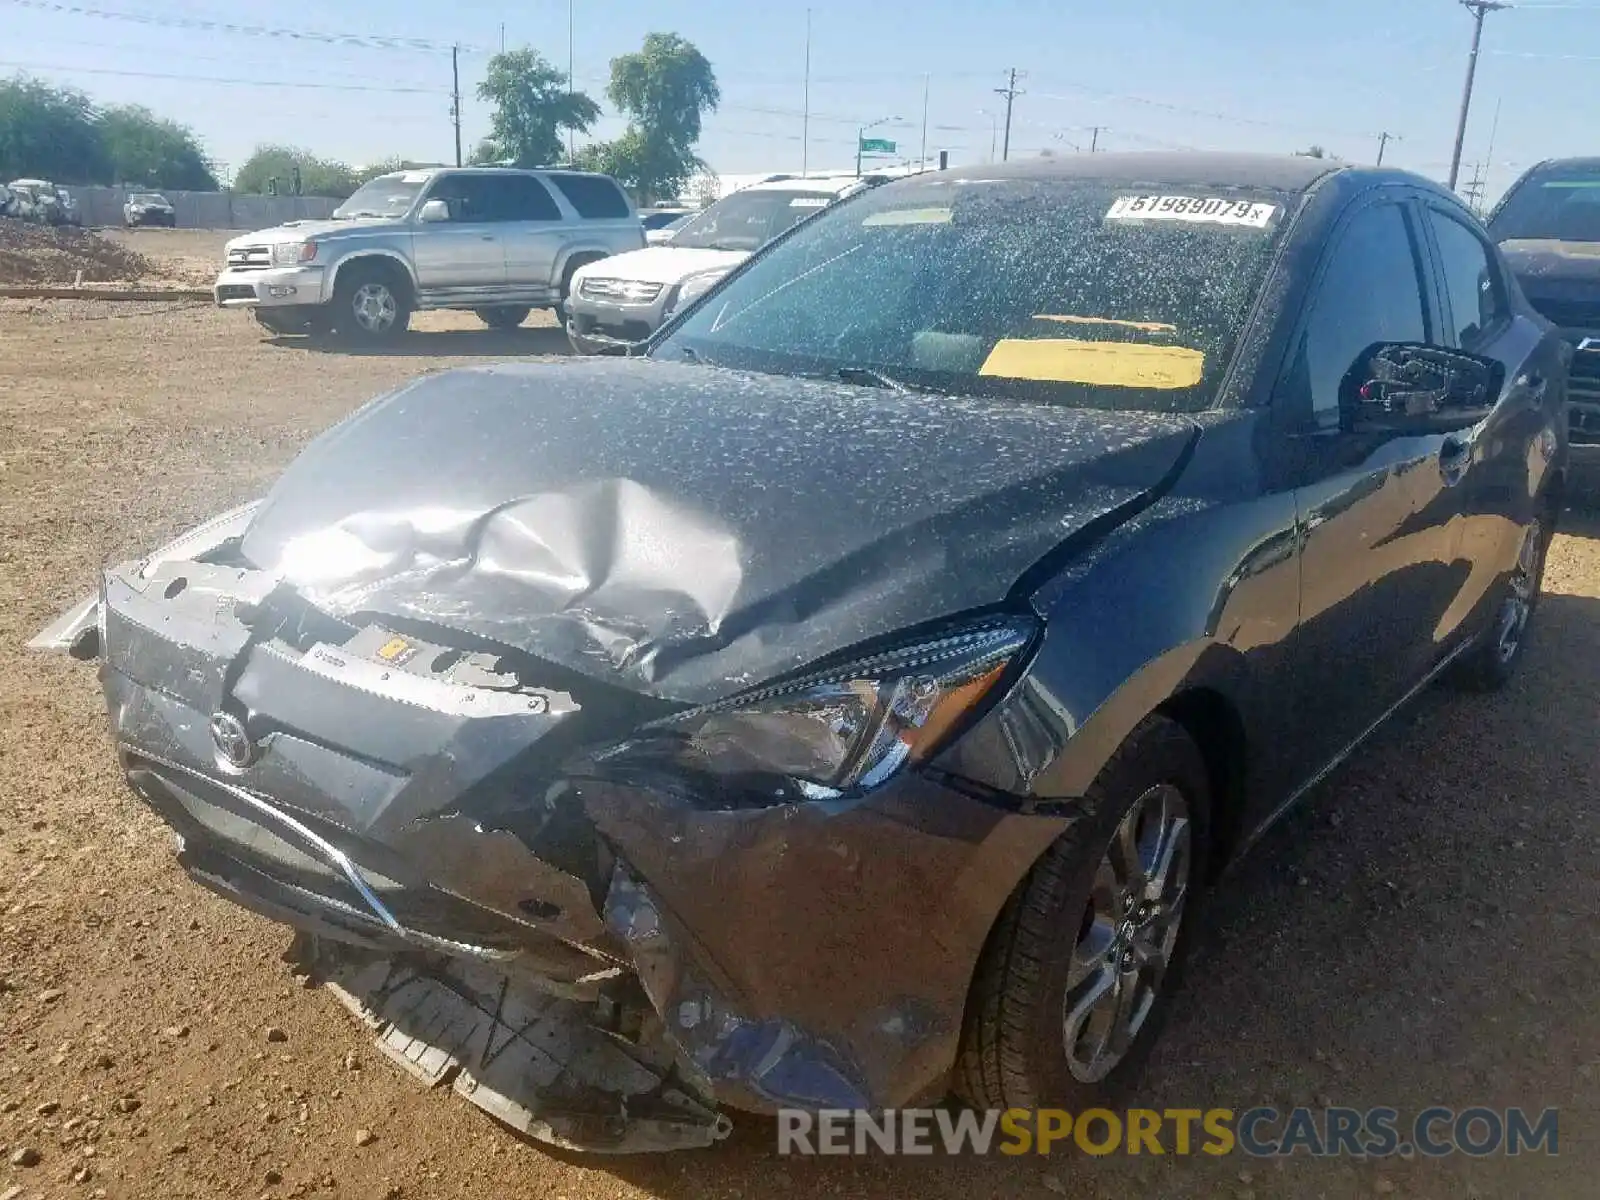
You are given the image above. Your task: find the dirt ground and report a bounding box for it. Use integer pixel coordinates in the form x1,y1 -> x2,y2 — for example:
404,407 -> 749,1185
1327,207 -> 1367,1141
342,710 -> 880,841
0,238 -> 1596,1199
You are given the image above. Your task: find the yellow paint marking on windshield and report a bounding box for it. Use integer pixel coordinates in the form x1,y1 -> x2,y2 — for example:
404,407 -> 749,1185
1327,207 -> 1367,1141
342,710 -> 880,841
861,207 -> 953,227
1032,314 -> 1179,335
978,338 -> 1205,389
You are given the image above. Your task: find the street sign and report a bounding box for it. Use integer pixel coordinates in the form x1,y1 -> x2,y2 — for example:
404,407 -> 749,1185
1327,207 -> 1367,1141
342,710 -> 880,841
859,137 -> 896,153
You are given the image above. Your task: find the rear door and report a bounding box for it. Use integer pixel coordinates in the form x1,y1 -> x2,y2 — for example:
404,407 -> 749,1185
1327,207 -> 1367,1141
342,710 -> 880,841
498,174 -> 567,295
1278,191 -> 1466,770
1417,201 -> 1559,643
411,173 -> 508,292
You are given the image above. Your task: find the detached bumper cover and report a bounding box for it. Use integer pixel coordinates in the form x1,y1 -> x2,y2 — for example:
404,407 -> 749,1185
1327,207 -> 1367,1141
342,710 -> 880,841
67,546 -> 1073,1142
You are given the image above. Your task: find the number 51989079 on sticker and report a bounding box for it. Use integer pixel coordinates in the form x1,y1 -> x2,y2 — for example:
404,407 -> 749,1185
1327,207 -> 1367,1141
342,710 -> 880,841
1106,195 -> 1279,227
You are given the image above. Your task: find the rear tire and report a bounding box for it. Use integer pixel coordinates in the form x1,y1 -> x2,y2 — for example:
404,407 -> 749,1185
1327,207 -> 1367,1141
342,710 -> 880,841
331,261 -> 411,343
955,715 -> 1211,1110
474,305 -> 531,331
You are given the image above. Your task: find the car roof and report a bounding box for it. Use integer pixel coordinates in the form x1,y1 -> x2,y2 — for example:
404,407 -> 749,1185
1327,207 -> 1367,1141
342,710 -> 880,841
926,152 -> 1352,193
395,165 -> 619,179
742,175 -> 868,196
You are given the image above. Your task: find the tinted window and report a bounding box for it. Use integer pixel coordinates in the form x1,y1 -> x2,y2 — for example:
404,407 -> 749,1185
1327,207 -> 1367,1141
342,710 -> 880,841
1488,165 -> 1600,243
1296,203 -> 1427,422
1427,209 -> 1505,348
655,178 -> 1291,414
548,173 -> 630,218
426,174 -> 559,221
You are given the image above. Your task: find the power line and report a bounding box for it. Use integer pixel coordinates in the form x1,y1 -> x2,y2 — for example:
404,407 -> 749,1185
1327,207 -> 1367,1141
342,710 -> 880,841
1028,82 -> 1383,140
0,59 -> 449,94
0,0 -> 487,54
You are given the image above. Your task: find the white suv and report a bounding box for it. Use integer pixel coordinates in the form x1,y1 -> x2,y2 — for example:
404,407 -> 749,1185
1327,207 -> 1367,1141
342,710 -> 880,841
565,175 -> 882,353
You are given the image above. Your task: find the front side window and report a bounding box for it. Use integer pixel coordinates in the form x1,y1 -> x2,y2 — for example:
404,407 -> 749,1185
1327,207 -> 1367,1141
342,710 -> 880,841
655,178 -> 1292,414
668,189 -> 843,252
1427,209 -> 1506,349
1292,203 -> 1427,423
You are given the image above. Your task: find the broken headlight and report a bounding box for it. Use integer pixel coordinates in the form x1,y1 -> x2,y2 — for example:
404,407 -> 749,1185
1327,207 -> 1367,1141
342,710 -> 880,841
641,618 -> 1036,799
135,500 -> 261,579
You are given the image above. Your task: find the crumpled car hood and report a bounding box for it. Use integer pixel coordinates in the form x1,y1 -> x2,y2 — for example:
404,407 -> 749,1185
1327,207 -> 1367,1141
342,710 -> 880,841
240,358 -> 1197,703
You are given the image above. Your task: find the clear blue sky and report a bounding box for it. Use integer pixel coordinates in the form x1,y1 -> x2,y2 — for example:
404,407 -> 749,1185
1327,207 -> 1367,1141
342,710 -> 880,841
8,0 -> 1600,199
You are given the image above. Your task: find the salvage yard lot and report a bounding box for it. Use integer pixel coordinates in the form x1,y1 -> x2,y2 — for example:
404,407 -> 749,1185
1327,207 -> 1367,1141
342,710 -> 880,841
1,251 -> 1598,1198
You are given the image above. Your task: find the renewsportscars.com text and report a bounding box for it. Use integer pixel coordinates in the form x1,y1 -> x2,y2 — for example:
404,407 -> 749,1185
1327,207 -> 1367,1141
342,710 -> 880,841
777,1106 -> 1559,1158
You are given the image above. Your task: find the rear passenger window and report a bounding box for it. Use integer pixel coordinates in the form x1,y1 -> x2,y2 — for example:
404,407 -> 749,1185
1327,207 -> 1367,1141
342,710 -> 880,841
1427,209 -> 1507,349
501,175 -> 562,221
547,173 -> 631,219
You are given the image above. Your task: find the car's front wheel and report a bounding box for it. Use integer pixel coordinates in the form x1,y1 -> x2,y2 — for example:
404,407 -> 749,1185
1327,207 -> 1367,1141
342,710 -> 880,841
1448,513 -> 1552,692
474,305 -> 531,331
331,263 -> 411,343
956,714 -> 1210,1109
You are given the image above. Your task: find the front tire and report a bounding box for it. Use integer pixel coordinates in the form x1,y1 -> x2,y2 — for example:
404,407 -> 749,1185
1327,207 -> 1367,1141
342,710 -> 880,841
331,263 -> 411,343
1447,513 -> 1551,692
474,305 -> 531,331
956,715 -> 1211,1110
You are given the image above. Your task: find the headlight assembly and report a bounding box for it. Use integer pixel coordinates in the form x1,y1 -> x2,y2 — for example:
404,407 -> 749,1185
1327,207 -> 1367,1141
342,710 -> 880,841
609,618 -> 1036,800
668,270 -> 728,318
271,241 -> 317,266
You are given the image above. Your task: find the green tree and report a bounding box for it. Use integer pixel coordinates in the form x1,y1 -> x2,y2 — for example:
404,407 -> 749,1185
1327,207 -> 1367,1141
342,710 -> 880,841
0,76 -> 107,183
475,48 -> 600,167
1295,145 -> 1328,159
599,33 -> 719,203
97,105 -> 216,190
233,145 -> 359,198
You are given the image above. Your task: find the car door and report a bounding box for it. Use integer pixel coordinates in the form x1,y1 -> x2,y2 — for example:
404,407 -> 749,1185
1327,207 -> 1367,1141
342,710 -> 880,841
1417,201 -> 1557,644
498,174 -> 567,297
410,173 -> 508,293
1276,191 -> 1467,771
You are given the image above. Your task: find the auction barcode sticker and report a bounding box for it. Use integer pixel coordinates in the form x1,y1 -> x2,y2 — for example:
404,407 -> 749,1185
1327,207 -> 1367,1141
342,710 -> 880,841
1106,195 -> 1279,228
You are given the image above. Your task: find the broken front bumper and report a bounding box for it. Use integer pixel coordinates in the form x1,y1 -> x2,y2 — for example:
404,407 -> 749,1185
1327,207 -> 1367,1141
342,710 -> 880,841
38,541 -> 1073,1147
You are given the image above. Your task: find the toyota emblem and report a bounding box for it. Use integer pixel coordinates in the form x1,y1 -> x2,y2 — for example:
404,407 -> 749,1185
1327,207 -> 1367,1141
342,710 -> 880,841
208,711 -> 256,768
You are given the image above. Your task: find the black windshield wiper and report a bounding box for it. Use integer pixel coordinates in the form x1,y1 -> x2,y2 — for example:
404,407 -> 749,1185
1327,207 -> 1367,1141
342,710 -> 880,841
836,365 -> 923,393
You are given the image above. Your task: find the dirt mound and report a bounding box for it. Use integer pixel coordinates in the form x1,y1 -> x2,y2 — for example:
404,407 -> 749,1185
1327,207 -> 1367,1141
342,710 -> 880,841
0,216 -> 156,285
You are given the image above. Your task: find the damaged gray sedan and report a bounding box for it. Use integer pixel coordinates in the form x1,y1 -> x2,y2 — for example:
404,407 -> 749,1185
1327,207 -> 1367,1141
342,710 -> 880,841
34,153 -> 1567,1153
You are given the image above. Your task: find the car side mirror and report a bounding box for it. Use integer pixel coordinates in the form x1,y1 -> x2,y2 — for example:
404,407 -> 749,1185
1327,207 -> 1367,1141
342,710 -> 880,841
1345,342 -> 1501,434
418,199 -> 450,223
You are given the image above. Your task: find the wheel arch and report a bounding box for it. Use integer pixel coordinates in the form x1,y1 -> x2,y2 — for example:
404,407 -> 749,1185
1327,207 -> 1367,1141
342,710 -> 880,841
327,250 -> 417,301
554,244 -> 609,290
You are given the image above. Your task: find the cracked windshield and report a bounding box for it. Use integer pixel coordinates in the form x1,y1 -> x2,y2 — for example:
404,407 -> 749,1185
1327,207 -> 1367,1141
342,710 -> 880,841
3,0 -> 1597,1198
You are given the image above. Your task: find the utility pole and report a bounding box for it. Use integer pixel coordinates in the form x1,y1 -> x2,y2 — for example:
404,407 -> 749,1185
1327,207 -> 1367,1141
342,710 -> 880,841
1376,131 -> 1394,166
802,9 -> 812,176
1089,125 -> 1105,153
995,68 -> 1023,162
1448,0 -> 1508,192
920,73 -> 930,171
1463,160 -> 1488,215
451,43 -> 462,167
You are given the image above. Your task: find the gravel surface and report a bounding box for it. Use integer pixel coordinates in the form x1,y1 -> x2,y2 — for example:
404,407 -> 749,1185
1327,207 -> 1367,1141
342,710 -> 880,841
0,277 -> 1595,1198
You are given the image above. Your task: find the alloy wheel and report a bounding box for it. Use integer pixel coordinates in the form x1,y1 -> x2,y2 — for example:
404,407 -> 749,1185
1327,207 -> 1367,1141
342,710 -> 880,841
1061,782 -> 1192,1083
351,282 -> 398,334
1494,517 -> 1545,665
